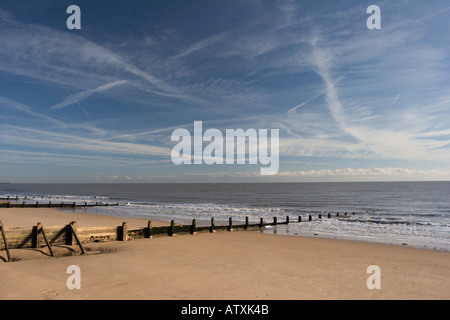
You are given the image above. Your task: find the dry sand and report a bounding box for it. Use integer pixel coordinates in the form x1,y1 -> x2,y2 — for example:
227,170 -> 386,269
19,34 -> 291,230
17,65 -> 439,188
0,206 -> 169,228
0,207 -> 449,300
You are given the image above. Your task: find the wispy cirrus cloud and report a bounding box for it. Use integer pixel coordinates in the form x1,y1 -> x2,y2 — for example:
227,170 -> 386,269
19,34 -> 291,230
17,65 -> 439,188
170,34 -> 226,61
0,95 -> 68,127
0,125 -> 172,157
50,80 -> 129,111
0,15 -> 198,106
276,167 -> 450,180
277,1 -> 450,163
1,1 -> 449,182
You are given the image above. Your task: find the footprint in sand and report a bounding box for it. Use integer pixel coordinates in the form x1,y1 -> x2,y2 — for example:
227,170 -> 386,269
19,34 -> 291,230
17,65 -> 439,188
41,290 -> 60,298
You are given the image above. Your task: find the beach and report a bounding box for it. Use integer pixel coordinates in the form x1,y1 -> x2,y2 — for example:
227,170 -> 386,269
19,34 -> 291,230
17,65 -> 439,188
2,0 -> 450,304
0,207 -> 449,300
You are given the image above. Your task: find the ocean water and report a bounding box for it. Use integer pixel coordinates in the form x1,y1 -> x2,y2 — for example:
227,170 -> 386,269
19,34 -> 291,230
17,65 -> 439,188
1,182 -> 449,251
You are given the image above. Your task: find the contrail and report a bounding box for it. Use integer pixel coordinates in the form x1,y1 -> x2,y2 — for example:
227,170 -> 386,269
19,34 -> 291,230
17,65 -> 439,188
287,73 -> 347,114
387,94 -> 401,110
66,88 -> 90,118
287,98 -> 314,113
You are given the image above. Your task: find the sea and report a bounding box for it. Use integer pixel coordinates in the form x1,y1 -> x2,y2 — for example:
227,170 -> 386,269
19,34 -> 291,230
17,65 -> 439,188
1,182 -> 449,251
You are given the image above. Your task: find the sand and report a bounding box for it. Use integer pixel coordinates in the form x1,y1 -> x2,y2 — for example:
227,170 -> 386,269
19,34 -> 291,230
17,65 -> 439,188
0,207 -> 169,229
0,207 -> 449,300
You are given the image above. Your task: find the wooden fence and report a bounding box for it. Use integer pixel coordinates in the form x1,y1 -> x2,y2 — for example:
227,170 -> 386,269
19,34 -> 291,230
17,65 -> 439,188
0,213 -> 356,262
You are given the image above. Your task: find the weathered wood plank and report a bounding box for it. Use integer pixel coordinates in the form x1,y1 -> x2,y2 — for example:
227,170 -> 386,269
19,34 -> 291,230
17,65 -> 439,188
0,221 -> 11,262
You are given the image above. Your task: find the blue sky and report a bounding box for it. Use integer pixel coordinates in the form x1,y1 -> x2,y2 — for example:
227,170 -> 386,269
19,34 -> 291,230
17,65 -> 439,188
0,0 -> 449,183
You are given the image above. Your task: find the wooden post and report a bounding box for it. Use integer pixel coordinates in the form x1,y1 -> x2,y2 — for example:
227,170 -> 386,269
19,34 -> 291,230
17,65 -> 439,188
69,222 -> 85,254
336,213 -> 339,217
147,221 -> 153,238
259,218 -> 264,228
286,216 -> 290,224
298,216 -> 302,222
170,220 -> 175,236
69,221 -> 77,245
273,217 -> 277,225
328,213 -> 331,219
121,222 -> 128,241
228,217 -> 233,231
0,221 -> 11,262
35,201 -> 39,208
309,215 -> 312,221
319,214 -> 322,219
245,216 -> 249,230
191,219 -> 197,235
38,223 -> 54,257
1,222 -> 3,252
35,223 -> 43,248
210,218 -> 215,233
36,223 -> 42,248
65,223 -> 72,245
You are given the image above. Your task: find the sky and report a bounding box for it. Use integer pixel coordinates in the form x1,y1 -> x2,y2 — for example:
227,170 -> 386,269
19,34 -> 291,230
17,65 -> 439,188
0,0 -> 449,183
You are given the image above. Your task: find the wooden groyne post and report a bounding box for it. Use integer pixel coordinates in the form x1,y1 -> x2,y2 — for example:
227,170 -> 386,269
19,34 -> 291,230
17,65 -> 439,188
191,219 -> 197,235
69,221 -> 85,254
35,223 -> 54,257
228,217 -> 233,231
120,222 -> 128,241
0,200 -> 120,209
0,221 -> 11,262
146,221 -> 153,239
169,220 -> 176,236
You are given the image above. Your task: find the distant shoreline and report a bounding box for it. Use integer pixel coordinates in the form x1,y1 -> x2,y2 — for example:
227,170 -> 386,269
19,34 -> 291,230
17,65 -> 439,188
1,180 -> 450,184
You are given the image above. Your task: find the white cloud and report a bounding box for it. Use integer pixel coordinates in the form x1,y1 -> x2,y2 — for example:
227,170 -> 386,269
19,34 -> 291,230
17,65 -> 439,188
276,25 -> 450,162
126,167 -> 450,182
0,95 -> 68,127
1,3 -> 450,182
0,149 -> 171,168
170,34 -> 225,60
50,80 -> 129,111
0,15 -> 196,104
0,125 -> 172,157
277,168 -> 450,180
